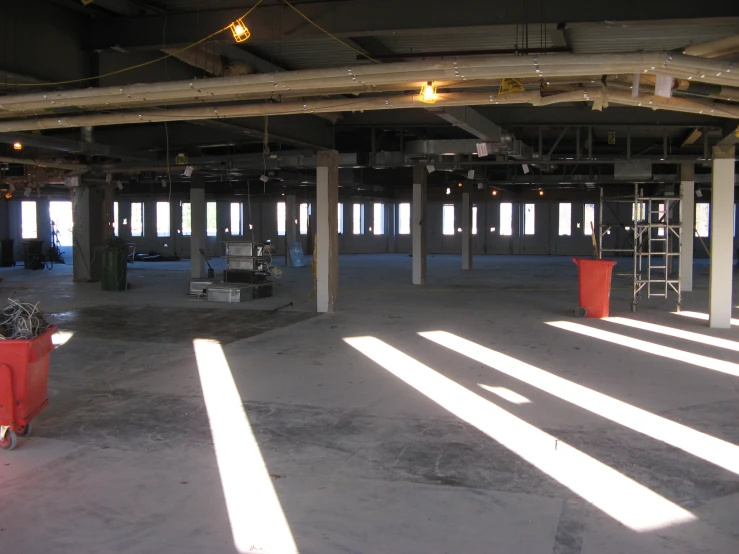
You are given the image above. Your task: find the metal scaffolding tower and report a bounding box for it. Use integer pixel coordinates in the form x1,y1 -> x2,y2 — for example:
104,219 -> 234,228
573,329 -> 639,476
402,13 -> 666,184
599,185 -> 682,312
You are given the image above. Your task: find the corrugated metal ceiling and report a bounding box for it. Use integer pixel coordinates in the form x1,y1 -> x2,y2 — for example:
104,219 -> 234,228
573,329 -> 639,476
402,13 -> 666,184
248,37 -> 370,70
246,18 -> 739,70
379,27 -> 553,54
567,18 -> 739,53
143,0 -> 348,13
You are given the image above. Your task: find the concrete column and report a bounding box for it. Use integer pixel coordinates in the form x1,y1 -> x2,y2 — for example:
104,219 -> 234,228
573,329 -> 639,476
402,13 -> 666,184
412,165 -> 428,285
680,163 -> 695,293
216,201 -> 230,256
462,192 -> 473,270
36,198 -> 52,253
0,198 -> 9,241
316,150 -> 339,313
388,203 -> 397,253
102,186 -> 115,242
72,184 -> 105,282
285,194 -> 297,266
709,146 -> 735,328
190,174 -> 207,279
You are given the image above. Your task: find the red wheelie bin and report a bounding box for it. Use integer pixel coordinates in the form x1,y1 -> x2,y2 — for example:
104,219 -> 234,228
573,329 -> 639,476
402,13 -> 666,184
0,325 -> 56,451
573,258 -> 617,318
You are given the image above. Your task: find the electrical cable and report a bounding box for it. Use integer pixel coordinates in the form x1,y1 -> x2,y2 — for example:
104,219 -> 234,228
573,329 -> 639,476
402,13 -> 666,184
280,0 -> 380,64
0,0 -> 265,87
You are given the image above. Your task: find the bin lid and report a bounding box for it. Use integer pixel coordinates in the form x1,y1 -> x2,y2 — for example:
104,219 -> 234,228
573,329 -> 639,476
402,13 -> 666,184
572,257 -> 617,267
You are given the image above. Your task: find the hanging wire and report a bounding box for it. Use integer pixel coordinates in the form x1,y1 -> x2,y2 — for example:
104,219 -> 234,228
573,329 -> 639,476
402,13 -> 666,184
0,0 -> 265,87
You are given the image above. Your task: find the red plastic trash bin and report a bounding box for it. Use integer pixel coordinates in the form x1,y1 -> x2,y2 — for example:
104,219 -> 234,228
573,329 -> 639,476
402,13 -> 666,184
0,325 -> 56,451
573,258 -> 617,318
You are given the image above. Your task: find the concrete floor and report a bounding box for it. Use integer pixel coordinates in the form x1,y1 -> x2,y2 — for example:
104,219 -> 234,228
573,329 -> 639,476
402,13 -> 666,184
1,254 -> 739,553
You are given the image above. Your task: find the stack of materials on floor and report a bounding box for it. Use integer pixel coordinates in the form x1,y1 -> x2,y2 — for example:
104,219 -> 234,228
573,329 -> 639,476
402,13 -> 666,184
0,298 -> 51,340
197,241 -> 277,303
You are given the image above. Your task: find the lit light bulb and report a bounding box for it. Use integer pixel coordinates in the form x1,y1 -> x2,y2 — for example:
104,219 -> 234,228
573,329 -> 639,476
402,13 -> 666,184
420,81 -> 438,104
492,190 -> 498,196
230,18 -> 251,42
539,189 -> 544,196
13,142 -> 22,151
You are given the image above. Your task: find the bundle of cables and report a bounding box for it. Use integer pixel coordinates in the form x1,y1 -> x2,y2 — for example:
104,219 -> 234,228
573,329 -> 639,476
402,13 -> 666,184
0,298 -> 51,340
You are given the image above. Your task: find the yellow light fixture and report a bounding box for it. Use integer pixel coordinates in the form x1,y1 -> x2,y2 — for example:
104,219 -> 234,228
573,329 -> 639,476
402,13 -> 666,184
4,192 -> 12,199
13,142 -> 22,151
419,81 -> 438,104
538,189 -> 544,196
230,18 -> 251,42
457,182 -> 463,187
492,190 -> 498,196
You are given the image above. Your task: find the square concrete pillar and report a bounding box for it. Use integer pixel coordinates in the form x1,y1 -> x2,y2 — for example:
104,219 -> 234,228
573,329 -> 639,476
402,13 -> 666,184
709,146 -> 735,328
387,203 -> 397,253
679,163 -> 695,293
316,150 -> 339,313
190,174 -> 207,279
462,191 -> 473,270
103,186 -> 115,242
412,165 -> 428,285
285,194 -> 297,266
72,184 -> 106,282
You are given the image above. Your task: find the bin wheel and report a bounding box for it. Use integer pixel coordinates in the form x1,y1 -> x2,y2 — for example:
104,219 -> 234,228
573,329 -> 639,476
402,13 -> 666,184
575,307 -> 587,318
17,422 -> 32,437
0,430 -> 17,451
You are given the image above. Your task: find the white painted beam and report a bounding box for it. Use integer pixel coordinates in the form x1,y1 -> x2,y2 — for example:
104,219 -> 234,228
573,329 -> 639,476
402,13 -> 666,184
316,150 -> 339,313
709,146 -> 735,328
680,162 -> 695,293
412,165 -> 428,285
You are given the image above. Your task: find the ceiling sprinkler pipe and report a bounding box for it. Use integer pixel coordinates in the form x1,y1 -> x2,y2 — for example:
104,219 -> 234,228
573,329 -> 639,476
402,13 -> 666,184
0,52 -> 736,113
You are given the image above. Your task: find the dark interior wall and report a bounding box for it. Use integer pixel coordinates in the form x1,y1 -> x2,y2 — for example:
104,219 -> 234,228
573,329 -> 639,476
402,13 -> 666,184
0,0 -> 89,84
0,198 -> 9,241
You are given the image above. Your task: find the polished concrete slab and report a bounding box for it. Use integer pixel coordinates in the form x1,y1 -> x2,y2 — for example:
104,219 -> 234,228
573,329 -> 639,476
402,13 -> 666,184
0,254 -> 738,553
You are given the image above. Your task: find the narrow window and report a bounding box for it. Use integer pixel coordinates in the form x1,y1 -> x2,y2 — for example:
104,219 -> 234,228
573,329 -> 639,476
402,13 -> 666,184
206,202 -> 217,237
696,204 -> 710,237
500,203 -> 513,236
277,202 -> 286,236
131,202 -> 143,237
472,205 -> 478,235
524,204 -> 535,235
632,202 -> 646,222
657,203 -> 666,237
21,201 -> 37,239
584,204 -> 595,236
442,204 -> 455,235
299,203 -> 309,235
182,202 -> 191,236
373,203 -> 384,235
113,202 -> 119,237
156,201 -> 170,237
399,203 -> 411,235
338,203 -> 343,234
558,203 -> 572,236
353,203 -> 364,235
230,202 -> 242,236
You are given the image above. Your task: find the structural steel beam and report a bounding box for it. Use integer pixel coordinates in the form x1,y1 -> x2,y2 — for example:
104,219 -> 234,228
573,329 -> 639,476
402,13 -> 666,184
190,114 -> 335,150
0,132 -> 155,161
89,1 -> 739,50
432,106 -> 504,142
